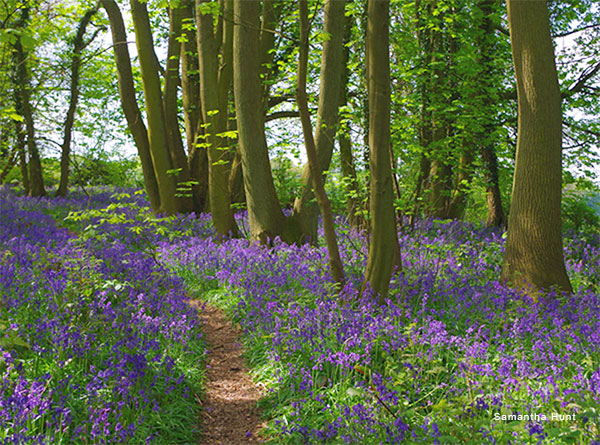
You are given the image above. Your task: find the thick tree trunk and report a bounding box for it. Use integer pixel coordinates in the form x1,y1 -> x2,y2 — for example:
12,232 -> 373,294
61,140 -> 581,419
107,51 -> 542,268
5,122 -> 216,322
196,0 -> 239,236
12,8 -> 45,197
297,0 -> 345,287
501,0 -> 572,294
363,0 -> 400,302
290,0 -> 347,243
57,8 -> 97,197
130,0 -> 178,215
233,0 -> 287,243
163,4 -> 194,213
101,0 -> 160,212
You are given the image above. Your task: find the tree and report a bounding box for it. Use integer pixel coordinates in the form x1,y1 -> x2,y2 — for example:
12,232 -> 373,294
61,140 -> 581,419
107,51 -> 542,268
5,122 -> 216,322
12,5 -> 45,197
501,0 -> 572,294
101,0 -> 160,212
57,6 -> 98,197
129,0 -> 180,215
290,0 -> 347,243
196,0 -> 239,237
233,0 -> 287,243
363,0 -> 400,301
296,0 -> 345,286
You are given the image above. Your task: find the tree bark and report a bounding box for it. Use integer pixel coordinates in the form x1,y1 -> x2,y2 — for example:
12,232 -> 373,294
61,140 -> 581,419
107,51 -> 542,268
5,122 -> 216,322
180,2 -> 208,212
338,23 -> 363,230
197,0 -> 239,236
57,8 -> 97,197
12,8 -> 45,197
297,0 -> 345,287
14,119 -> 29,194
501,0 -> 572,294
130,0 -> 178,214
101,0 -> 160,212
290,0 -> 347,243
363,0 -> 400,302
233,0 -> 287,243
163,3 -> 195,213
476,0 -> 506,228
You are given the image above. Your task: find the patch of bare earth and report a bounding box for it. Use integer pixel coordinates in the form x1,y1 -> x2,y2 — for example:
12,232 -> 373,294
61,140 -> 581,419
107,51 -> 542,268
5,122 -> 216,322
193,301 -> 265,444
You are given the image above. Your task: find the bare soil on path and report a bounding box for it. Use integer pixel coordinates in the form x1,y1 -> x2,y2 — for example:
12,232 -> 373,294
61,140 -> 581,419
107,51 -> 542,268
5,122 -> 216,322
194,301 -> 265,444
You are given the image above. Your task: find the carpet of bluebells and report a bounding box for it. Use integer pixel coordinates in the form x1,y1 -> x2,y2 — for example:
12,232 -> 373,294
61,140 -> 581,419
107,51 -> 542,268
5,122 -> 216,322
163,211 -> 600,442
2,187 -> 600,444
0,187 -> 205,444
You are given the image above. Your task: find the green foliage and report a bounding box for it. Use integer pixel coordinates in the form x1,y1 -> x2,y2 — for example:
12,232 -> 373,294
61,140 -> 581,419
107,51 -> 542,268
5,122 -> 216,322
271,156 -> 302,209
562,185 -> 600,240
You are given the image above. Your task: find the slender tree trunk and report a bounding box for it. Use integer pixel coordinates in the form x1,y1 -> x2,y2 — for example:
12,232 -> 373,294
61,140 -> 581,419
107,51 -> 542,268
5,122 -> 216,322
163,3 -> 194,213
233,0 -> 287,243
130,0 -> 178,214
259,0 -> 283,111
196,0 -> 238,236
57,8 -> 97,197
102,0 -> 160,212
0,142 -> 17,184
180,2 -> 207,212
297,0 -> 345,287
291,0 -> 347,243
477,0 -> 506,228
446,145 -> 474,219
14,119 -> 29,194
501,0 -> 572,294
338,16 -> 363,231
481,144 -> 506,227
363,0 -> 400,302
411,0 -> 432,224
12,8 -> 45,197
229,148 -> 245,206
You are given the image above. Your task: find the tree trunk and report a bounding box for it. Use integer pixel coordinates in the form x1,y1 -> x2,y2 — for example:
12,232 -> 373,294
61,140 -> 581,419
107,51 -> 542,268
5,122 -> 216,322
446,146 -> 474,219
363,0 -> 400,302
338,16 -> 363,231
259,0 -> 284,111
130,0 -> 178,214
163,3 -> 194,213
57,8 -> 97,197
14,119 -> 29,194
229,148 -> 245,206
481,144 -> 506,227
476,0 -> 506,228
233,0 -> 287,243
197,0 -> 238,236
12,8 -> 45,197
501,0 -> 572,294
101,0 -> 160,212
297,0 -> 345,287
180,2 -> 207,212
0,138 -> 17,184
290,0 -> 347,243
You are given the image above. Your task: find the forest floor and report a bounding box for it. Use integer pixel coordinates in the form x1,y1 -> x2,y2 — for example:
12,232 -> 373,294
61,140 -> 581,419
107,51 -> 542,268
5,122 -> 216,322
194,301 -> 265,444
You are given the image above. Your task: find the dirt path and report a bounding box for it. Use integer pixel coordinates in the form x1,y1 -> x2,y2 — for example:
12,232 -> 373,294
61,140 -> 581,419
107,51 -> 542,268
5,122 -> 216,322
194,302 -> 265,444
